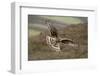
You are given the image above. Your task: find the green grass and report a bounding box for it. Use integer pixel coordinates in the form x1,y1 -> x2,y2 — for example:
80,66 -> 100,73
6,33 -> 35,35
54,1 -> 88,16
29,29 -> 41,37
41,16 -> 82,24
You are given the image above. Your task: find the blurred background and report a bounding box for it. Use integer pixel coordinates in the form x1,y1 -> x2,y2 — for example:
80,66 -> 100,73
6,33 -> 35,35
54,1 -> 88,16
28,15 -> 88,60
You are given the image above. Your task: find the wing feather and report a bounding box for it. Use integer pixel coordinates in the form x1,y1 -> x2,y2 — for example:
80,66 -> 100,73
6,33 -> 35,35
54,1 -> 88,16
60,38 -> 74,44
47,21 -> 58,37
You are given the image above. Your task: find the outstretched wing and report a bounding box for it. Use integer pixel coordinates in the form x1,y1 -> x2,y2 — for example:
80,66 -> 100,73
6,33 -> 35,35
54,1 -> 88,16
60,38 -> 73,43
60,38 -> 75,46
46,21 -> 58,37
49,25 -> 58,37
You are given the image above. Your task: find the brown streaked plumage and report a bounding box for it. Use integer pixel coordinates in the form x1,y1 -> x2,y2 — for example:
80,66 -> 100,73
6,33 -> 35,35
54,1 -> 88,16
45,21 -> 76,52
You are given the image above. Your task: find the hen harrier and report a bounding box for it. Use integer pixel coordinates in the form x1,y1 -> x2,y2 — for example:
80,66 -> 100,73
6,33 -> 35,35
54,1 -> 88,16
46,21 -> 76,52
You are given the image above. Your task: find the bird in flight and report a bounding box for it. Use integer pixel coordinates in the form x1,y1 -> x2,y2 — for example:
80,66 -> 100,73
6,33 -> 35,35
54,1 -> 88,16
45,20 -> 76,52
